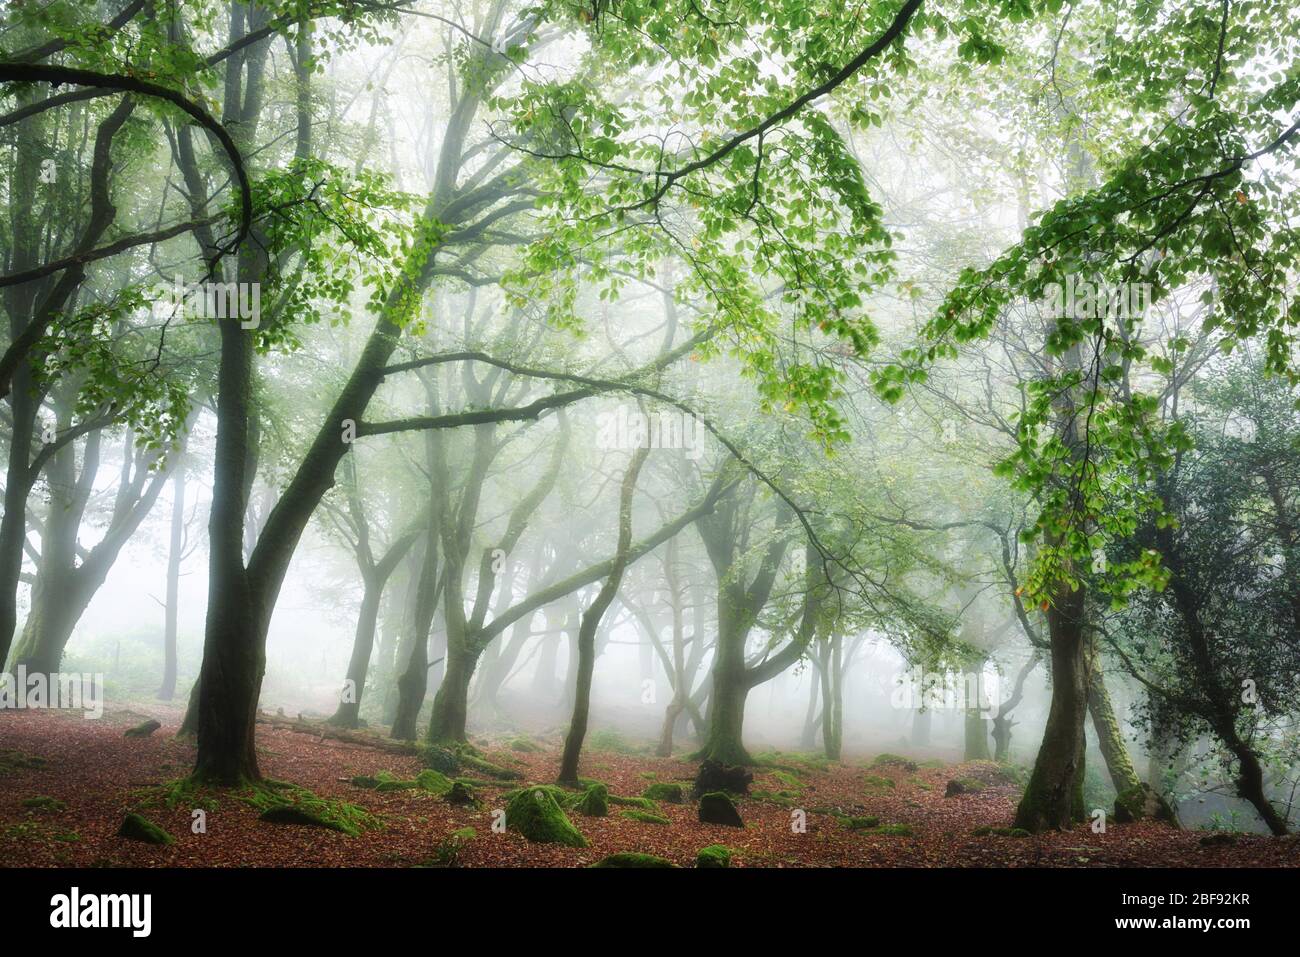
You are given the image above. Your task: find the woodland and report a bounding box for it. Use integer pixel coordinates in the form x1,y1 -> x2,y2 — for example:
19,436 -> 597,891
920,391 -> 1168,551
1,0 -> 1299,870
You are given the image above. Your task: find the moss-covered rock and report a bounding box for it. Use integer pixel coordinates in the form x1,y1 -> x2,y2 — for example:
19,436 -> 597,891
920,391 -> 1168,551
508,736 -> 541,753
944,778 -> 984,797
415,769 -> 453,795
124,719 -> 162,738
575,783 -> 609,817
505,786 -> 587,847
418,745 -> 461,775
642,782 -> 685,804
258,805 -> 350,832
696,844 -> 732,868
870,753 -> 918,772
445,781 -> 480,807
620,808 -> 671,824
698,791 -> 744,828
591,852 -> 677,868
118,812 -> 174,845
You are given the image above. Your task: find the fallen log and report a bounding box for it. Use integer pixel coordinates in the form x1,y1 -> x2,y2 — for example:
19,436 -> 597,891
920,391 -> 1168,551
254,712 -> 419,756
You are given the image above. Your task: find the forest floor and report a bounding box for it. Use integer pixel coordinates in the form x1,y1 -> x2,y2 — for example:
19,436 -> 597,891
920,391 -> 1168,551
2,706 -> 1297,868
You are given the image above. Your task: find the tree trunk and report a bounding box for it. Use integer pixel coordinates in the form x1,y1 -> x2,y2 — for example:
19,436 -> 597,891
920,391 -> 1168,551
1087,666 -> 1142,795
558,447 -> 645,785
158,468 -> 186,700
1014,585 -> 1089,831
328,578 -> 382,728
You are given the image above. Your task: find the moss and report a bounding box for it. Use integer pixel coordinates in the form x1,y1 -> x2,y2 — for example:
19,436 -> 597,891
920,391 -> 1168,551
944,778 -> 985,796
118,812 -> 174,845
508,736 -> 542,753
21,796 -> 66,813
870,753 -> 918,772
244,781 -> 378,836
620,808 -> 671,824
698,791 -> 744,828
444,782 -> 479,807
418,745 -> 461,775
0,749 -> 47,774
919,759 -> 948,769
867,823 -> 914,836
503,783 -> 578,807
575,783 -> 609,817
424,826 -> 477,866
505,787 -> 587,847
415,769 -> 454,795
750,789 -> 800,807
910,778 -> 933,791
588,728 -> 646,755
592,852 -> 677,868
456,752 -> 523,781
864,774 -> 897,790
771,769 -> 804,790
839,815 -> 881,830
608,794 -> 656,811
696,844 -> 733,868
638,771 -> 658,780
641,782 -> 685,804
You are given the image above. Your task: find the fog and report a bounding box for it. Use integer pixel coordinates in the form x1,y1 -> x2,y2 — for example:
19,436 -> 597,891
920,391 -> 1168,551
3,0 -> 1299,882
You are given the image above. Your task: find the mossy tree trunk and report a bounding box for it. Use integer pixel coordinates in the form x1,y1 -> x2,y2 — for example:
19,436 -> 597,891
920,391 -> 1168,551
1014,583 -> 1089,832
1087,664 -> 1143,797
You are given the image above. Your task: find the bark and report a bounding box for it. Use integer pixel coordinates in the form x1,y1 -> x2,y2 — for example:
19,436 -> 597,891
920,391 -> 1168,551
1014,584 -> 1090,831
558,447 -> 647,785
158,467 -> 187,700
1087,665 -> 1143,796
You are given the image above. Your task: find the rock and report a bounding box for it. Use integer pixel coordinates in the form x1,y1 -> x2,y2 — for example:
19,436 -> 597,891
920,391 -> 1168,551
698,791 -> 744,828
945,778 -> 982,797
696,844 -> 732,868
505,786 -> 587,847
1114,784 -> 1181,826
591,852 -> 677,868
118,812 -> 174,845
693,759 -> 753,797
444,781 -> 479,807
418,745 -> 461,775
575,783 -> 609,817
259,806 -> 348,832
124,720 -> 161,738
642,782 -> 685,804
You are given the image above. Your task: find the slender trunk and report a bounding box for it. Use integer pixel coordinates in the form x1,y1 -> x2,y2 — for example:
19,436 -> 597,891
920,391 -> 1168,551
328,577 -> 382,728
158,468 -> 186,700
426,623 -> 474,743
1014,585 -> 1089,831
1087,666 -> 1142,795
558,448 -> 646,784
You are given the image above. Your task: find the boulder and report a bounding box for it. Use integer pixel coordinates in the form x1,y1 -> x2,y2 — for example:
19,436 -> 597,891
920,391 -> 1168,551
698,791 -> 744,828
505,786 -> 587,847
118,812 -> 174,845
